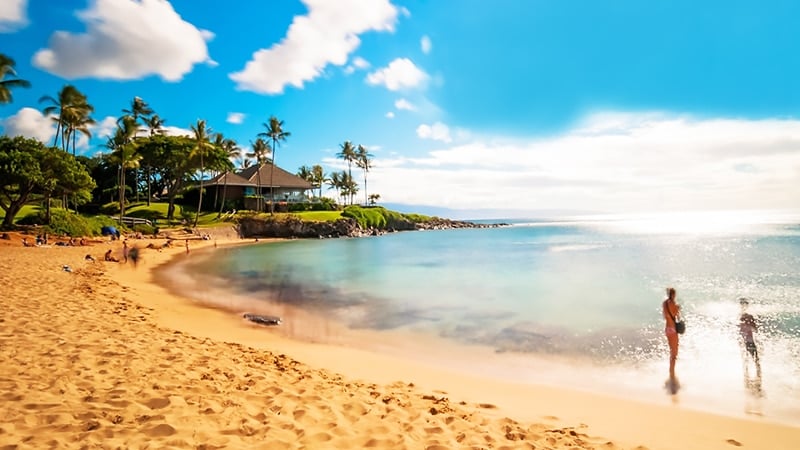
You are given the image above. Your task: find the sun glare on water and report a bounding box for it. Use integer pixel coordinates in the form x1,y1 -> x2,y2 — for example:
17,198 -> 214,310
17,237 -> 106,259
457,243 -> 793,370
573,210 -> 799,235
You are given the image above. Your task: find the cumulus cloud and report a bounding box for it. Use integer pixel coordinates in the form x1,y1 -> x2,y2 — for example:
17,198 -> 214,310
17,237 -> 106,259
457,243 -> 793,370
0,107 -> 56,143
385,111 -> 395,119
366,58 -> 428,91
33,0 -> 213,81
0,0 -> 27,32
344,56 -> 370,74
226,112 -> 245,124
162,125 -> 192,137
371,112 -> 800,214
230,0 -> 399,94
416,122 -> 451,143
395,98 -> 415,111
89,116 -> 119,144
420,35 -> 432,54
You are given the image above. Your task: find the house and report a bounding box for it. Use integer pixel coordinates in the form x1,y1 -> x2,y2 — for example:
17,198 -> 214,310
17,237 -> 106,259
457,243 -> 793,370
203,163 -> 314,212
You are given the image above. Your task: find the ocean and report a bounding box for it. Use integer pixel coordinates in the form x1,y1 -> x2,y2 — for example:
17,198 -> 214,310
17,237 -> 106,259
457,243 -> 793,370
162,211 -> 800,424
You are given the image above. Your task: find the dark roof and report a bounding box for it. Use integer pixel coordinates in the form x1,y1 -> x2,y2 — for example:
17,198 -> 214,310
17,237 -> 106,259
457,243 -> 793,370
205,171 -> 254,187
237,163 -> 314,189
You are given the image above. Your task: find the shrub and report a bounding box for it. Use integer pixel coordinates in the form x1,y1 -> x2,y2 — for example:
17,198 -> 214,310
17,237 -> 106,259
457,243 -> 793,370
133,223 -> 157,235
342,205 -> 388,229
18,209 -> 126,236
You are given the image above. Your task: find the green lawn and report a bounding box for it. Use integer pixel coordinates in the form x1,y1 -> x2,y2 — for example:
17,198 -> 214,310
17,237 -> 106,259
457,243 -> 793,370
2,201 -> 341,229
0,204 -> 40,223
125,202 -> 234,228
291,211 -> 343,222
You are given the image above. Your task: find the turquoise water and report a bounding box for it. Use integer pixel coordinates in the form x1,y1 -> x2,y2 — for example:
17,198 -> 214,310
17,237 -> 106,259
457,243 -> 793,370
167,213 -> 800,422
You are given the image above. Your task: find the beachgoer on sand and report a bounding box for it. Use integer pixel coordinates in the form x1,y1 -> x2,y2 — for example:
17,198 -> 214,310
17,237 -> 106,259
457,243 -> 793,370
129,246 -> 140,267
663,287 -> 683,388
104,249 -> 119,262
123,241 -> 129,263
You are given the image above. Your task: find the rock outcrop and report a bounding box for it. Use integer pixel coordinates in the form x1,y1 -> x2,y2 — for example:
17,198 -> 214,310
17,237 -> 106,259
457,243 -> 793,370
236,216 -> 503,239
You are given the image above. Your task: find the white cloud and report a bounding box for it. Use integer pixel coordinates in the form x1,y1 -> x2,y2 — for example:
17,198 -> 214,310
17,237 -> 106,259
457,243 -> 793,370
226,112 -> 245,124
416,122 -> 451,143
32,0 -> 213,81
162,126 -> 192,137
0,0 -> 26,32
395,98 -> 415,111
420,35 -> 432,54
385,111 -> 395,119
366,58 -> 428,91
0,107 -> 56,143
92,116 -> 118,140
371,112 -> 800,214
344,56 -> 370,74
230,0 -> 399,94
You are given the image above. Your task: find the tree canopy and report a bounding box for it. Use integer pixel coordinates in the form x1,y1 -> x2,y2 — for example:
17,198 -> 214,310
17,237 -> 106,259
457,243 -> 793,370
0,136 -> 94,228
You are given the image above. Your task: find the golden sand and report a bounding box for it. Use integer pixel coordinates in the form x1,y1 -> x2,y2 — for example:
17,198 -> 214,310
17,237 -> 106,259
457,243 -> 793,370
1,232 -> 798,449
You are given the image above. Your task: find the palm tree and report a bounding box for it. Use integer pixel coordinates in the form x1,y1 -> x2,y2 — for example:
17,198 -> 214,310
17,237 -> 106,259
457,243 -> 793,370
215,133 -> 240,216
146,114 -> 165,136
337,141 -> 357,205
328,171 -> 343,204
122,96 -> 153,125
142,114 -> 165,205
0,54 -> 31,104
190,119 -> 215,227
355,144 -> 373,205
246,138 -> 271,212
297,165 -> 313,181
311,164 -> 327,199
106,116 -> 141,222
66,112 -> 95,156
40,85 -> 92,153
368,193 -> 381,206
258,116 -> 291,214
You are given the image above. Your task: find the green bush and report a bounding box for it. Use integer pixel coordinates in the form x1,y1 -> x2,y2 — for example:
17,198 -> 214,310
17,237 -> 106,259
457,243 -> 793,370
18,209 -> 125,237
86,215 -> 123,234
342,206 -> 390,229
133,223 -> 157,235
342,206 -> 434,230
99,202 -> 119,215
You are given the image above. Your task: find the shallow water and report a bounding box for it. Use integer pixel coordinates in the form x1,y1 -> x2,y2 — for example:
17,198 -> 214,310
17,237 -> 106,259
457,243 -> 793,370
165,213 -> 800,424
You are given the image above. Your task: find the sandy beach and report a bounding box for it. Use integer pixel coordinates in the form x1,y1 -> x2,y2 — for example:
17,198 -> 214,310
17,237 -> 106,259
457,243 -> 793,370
1,232 -> 799,449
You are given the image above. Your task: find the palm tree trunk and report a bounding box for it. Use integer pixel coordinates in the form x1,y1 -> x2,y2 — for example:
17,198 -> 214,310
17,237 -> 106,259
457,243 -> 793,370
119,166 -> 125,223
219,174 -> 228,217
212,171 -> 219,211
364,176 -> 368,206
194,155 -> 204,228
146,166 -> 151,206
256,165 -> 262,212
269,141 -> 277,214
45,194 -> 51,224
52,121 -> 61,149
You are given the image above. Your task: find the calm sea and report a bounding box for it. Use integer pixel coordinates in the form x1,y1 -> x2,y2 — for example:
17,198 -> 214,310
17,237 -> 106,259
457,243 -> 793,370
162,212 -> 800,423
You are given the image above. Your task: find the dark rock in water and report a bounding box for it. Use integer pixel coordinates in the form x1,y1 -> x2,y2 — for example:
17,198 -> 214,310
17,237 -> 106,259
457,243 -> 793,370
243,313 -> 282,326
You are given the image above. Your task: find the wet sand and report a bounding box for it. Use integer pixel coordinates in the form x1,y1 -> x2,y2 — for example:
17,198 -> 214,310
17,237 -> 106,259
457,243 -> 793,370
1,232 -> 799,449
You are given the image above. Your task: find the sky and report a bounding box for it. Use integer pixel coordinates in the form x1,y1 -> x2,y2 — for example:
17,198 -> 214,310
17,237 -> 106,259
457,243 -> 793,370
1,0 -> 799,218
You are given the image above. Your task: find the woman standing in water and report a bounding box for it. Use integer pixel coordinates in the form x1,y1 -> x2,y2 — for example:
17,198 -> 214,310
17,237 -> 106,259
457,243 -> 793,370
663,287 -> 682,388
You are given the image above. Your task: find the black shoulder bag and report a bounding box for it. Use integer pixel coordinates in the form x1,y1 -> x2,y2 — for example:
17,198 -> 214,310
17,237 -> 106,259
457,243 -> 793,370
666,302 -> 686,334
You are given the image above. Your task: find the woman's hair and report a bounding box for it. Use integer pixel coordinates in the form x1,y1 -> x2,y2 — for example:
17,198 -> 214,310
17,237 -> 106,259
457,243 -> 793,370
666,287 -> 676,300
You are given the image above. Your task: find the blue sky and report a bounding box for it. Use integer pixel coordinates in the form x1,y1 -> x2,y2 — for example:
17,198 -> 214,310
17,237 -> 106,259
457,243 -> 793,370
1,0 -> 799,217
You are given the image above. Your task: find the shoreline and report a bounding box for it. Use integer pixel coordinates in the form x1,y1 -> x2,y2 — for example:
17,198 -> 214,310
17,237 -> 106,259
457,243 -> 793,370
2,234 -> 799,449
125,237 -> 800,444
159,235 -> 800,426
